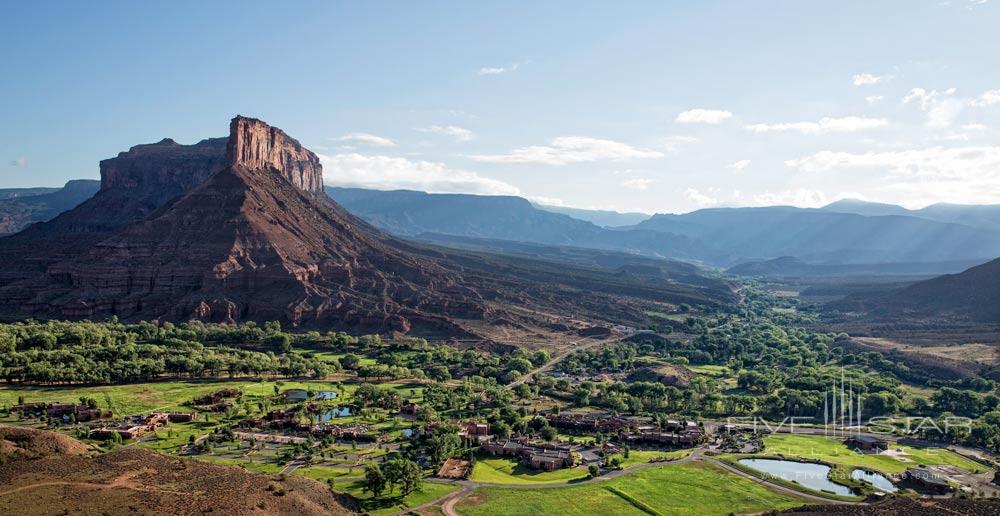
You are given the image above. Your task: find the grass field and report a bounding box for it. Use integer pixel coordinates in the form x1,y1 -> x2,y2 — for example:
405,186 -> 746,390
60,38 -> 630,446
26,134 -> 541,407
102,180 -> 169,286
470,456 -> 589,484
457,461 -> 804,516
760,434 -> 989,474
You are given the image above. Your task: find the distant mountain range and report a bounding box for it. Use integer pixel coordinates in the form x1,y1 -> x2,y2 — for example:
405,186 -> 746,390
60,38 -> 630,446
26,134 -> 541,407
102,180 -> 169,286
0,180 -> 100,234
822,198 -> 1000,230
327,188 -> 1000,270
627,206 -> 1000,265
326,187 -> 723,263
534,204 -> 650,227
10,178 -> 1000,275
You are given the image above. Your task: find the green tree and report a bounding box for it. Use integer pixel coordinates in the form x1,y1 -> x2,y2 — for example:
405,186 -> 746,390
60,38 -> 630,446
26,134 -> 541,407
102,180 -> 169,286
363,463 -> 387,498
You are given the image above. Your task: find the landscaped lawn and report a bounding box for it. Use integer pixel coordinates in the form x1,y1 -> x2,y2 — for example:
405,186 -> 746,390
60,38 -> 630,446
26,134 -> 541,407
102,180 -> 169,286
615,448 -> 691,468
470,456 -> 589,484
761,434 -> 989,474
457,461 -> 805,516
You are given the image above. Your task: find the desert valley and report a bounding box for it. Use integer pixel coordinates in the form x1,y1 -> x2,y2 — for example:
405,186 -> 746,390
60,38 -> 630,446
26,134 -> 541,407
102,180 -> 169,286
4,3 -> 1000,515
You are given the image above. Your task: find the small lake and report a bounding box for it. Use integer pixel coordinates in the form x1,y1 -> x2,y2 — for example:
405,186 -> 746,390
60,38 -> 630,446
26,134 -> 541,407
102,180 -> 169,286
739,459 -> 854,496
320,407 -> 353,422
401,428 -> 414,437
316,391 -> 339,400
851,469 -> 898,493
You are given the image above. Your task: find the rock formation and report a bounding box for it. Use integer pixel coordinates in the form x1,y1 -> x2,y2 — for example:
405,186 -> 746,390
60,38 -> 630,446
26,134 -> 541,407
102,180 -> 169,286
0,116 -> 732,337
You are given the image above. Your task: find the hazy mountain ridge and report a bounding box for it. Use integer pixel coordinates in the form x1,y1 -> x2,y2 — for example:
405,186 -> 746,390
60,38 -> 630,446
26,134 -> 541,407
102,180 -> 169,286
832,257 -> 1000,323
326,187 -> 725,263
822,198 -> 1000,231
0,179 -> 100,235
535,204 -> 650,227
629,206 -> 1000,264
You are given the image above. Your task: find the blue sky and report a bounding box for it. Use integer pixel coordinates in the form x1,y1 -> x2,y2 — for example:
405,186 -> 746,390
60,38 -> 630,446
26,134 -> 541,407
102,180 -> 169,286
3,1 -> 1000,213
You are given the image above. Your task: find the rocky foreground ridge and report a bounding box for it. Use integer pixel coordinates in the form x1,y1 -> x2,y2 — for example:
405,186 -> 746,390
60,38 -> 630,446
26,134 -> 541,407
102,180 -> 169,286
0,116 -> 733,337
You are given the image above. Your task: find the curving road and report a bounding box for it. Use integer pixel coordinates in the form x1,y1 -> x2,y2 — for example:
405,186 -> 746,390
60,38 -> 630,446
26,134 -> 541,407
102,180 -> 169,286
506,334 -> 628,388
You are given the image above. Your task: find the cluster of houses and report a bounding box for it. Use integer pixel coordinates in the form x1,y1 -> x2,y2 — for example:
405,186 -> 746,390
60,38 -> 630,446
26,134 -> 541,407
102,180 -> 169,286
188,388 -> 241,412
624,420 -> 704,446
236,410 -> 373,441
90,412 -> 197,440
545,412 -> 705,447
480,437 -> 577,471
11,401 -> 111,423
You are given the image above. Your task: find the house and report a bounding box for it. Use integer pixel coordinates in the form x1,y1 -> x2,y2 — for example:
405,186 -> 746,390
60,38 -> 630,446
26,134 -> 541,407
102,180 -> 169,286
902,467 -> 954,494
165,412 -> 197,423
480,438 -> 576,471
191,388 -> 240,406
845,435 -> 889,452
528,450 -> 574,471
458,421 -> 490,441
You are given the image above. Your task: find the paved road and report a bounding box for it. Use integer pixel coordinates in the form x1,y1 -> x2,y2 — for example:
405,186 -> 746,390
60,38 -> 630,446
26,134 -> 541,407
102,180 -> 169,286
506,334 -> 628,388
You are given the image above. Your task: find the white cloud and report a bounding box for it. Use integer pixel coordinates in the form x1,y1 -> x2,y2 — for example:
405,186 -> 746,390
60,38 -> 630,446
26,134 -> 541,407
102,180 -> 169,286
865,95 -> 884,105
416,125 -> 476,142
469,136 -> 664,165
662,136 -> 700,154
11,157 -> 27,167
902,87 -> 963,128
852,73 -> 888,86
971,89 -> 1000,107
684,188 -> 719,207
902,87 -> 955,109
727,159 -> 751,171
622,178 -> 653,190
675,109 -> 732,124
753,189 -> 828,208
478,63 -> 519,76
785,146 -> 1000,188
332,133 -> 396,147
962,123 -> 988,131
745,116 -> 887,134
320,153 -> 521,195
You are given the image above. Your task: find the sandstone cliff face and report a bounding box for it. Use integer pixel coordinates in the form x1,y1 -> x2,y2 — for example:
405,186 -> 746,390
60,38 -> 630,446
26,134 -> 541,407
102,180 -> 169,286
100,137 -> 227,192
227,116 -> 323,193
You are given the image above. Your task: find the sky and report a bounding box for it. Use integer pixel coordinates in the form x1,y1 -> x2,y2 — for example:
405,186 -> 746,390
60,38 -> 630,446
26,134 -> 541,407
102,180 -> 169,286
2,1 -> 1000,214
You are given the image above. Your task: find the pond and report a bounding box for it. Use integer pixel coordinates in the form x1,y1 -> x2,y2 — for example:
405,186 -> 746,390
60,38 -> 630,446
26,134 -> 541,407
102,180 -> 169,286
315,391 -> 339,400
851,469 -> 898,493
320,406 -> 353,422
283,389 -> 309,402
738,458 -> 854,496
401,428 -> 414,437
